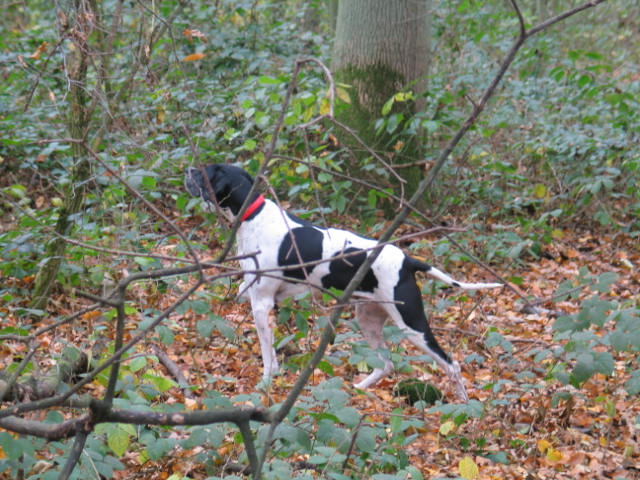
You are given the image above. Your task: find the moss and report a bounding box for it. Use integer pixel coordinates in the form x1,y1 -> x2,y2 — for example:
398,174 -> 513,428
334,63 -> 422,200
394,378 -> 444,406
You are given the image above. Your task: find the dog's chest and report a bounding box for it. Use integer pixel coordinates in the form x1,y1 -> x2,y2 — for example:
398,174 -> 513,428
236,201 -> 296,270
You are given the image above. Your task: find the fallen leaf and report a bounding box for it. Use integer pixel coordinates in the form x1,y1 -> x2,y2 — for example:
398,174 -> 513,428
439,420 -> 456,436
459,456 -> 480,480
183,53 -> 205,62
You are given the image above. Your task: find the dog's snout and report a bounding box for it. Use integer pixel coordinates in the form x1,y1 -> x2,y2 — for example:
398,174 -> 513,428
184,167 -> 205,198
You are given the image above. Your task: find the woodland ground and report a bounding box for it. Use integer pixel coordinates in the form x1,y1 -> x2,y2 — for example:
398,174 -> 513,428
3,211 -> 638,480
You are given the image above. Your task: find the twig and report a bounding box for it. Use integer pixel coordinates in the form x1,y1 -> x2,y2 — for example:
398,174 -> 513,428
152,345 -> 195,399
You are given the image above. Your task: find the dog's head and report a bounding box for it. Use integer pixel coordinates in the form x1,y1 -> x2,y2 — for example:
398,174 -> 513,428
185,164 -> 255,218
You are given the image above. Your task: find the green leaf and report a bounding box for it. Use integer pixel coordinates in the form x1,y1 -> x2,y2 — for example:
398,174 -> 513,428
144,373 -> 177,392
593,272 -> 618,293
128,355 -> 148,373
107,425 -> 133,457
389,408 -> 404,434
196,318 -> 216,338
593,351 -> 614,376
258,75 -> 281,85
423,119 -> 439,133
386,113 -> 403,134
316,359 -> 335,376
0,432 -> 25,460
145,438 -> 174,460
181,427 -> 208,449
336,407 -> 361,428
381,96 -> 395,116
367,189 -> 378,208
141,175 -> 156,189
155,325 -> 174,345
571,353 -> 595,386
355,426 -> 377,452
484,451 -> 509,464
624,372 -> 640,395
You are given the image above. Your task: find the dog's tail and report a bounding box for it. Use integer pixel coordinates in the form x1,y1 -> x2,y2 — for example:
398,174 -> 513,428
407,257 -> 502,290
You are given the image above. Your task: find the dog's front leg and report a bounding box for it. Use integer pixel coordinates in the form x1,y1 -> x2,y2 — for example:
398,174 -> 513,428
249,295 -> 279,382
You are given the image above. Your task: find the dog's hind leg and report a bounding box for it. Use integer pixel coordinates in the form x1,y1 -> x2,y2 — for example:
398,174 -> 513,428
353,302 -> 394,389
403,329 -> 468,402
388,274 -> 469,402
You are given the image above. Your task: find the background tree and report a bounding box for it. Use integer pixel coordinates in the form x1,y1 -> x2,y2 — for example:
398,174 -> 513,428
29,2 -> 93,312
332,0 -> 430,198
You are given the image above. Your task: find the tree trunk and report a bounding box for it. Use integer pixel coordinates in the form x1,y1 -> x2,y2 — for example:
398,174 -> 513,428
327,0 -> 338,33
30,2 -> 93,312
332,0 -> 431,199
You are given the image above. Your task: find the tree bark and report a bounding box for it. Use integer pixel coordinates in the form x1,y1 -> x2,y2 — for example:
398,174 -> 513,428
30,2 -> 93,312
332,0 -> 431,198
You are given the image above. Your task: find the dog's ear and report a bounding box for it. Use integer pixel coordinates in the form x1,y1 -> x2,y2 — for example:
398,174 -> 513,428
206,164 -> 255,213
206,165 -> 232,205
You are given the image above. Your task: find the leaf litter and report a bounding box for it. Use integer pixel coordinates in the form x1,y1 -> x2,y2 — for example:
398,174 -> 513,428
2,222 -> 639,479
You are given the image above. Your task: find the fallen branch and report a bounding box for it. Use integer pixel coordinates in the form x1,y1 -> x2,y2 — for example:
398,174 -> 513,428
152,344 -> 195,399
0,347 -> 88,403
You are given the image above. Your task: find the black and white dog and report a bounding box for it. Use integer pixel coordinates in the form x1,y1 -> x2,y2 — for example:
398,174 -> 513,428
185,164 -> 501,401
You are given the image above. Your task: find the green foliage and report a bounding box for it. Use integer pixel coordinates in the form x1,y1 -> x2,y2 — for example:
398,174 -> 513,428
548,271 -> 639,393
425,0 -> 640,237
256,378 -> 425,477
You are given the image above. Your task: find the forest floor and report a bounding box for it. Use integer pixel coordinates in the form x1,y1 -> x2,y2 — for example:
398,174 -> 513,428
3,218 -> 640,480
126,220 -> 640,479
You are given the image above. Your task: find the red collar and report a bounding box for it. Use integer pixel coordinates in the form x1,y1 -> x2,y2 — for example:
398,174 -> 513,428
240,194 -> 265,222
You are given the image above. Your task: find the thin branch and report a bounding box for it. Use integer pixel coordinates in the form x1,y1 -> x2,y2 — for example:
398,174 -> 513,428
98,403 -> 272,425
152,344 -> 195,399
237,420 -> 260,480
57,425 -> 90,480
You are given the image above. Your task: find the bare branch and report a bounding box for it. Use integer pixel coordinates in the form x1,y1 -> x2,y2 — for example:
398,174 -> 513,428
99,403 -> 272,426
0,415 -> 89,441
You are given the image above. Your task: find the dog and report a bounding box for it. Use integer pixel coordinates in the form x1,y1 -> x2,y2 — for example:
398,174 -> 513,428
185,164 -> 501,401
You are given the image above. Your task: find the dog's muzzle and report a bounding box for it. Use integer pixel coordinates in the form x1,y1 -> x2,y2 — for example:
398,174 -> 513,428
184,167 -> 208,201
